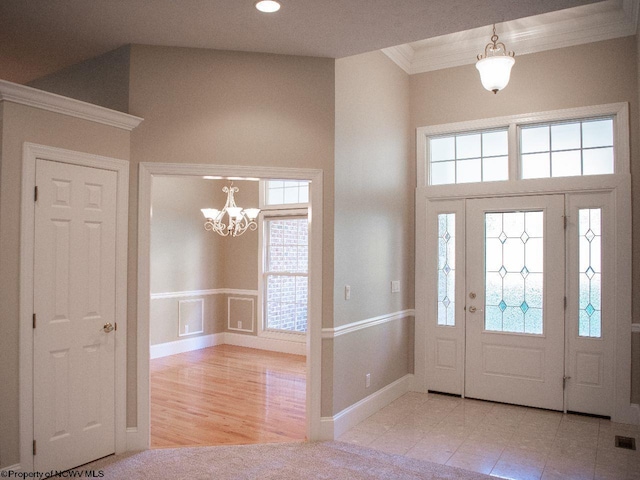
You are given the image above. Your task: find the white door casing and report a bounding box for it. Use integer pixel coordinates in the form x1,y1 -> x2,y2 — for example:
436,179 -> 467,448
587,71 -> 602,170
20,143 -> 129,472
465,195 -> 565,410
33,159 -> 118,472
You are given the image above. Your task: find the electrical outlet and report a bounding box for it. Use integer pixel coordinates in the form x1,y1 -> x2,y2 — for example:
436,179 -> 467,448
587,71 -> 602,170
238,320 -> 243,330
365,373 -> 371,388
345,285 -> 351,300
391,280 -> 400,293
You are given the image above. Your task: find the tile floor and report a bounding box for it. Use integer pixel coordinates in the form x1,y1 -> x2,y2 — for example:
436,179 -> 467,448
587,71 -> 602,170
338,392 -> 640,480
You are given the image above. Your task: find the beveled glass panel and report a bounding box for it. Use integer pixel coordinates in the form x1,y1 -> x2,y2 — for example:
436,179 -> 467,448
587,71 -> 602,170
431,137 -> 456,162
522,153 -> 550,179
521,126 -> 550,154
456,134 -> 481,159
431,161 -> 456,185
578,208 -> 602,338
484,210 -> 544,334
552,150 -> 581,177
482,130 -> 508,157
582,119 -> 613,148
583,148 -> 614,175
457,158 -> 481,183
437,213 -> 455,326
483,156 -> 509,182
551,122 -> 581,151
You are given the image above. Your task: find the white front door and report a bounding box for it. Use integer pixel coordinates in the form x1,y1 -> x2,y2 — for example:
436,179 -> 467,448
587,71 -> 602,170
423,193 -> 616,415
464,195 -> 565,410
33,159 -> 118,472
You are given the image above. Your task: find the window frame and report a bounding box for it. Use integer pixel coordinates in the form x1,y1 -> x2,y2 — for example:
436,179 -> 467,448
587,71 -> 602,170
417,103 -> 629,194
260,179 -> 311,211
261,212 -> 309,337
257,178 -> 310,341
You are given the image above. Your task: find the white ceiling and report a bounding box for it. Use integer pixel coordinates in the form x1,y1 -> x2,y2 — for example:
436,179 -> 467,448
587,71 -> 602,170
0,0 -> 602,84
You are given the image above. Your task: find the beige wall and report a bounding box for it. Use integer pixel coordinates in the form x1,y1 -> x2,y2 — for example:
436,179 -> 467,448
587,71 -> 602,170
127,45 -> 335,425
0,102 -> 131,468
27,46 -> 131,113
149,176 -> 259,345
411,35 -> 640,404
328,50 -> 413,415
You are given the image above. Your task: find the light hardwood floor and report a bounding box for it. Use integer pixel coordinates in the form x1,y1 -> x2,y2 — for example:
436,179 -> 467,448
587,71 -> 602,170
150,344 -> 306,448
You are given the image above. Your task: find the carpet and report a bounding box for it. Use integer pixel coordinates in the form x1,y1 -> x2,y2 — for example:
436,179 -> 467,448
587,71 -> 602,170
79,441 -> 492,479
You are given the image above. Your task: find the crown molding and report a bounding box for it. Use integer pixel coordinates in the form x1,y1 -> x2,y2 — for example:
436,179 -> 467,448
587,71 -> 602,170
383,0 -> 639,75
0,79 -> 143,131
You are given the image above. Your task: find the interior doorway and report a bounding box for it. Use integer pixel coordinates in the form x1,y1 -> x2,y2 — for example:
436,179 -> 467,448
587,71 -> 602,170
135,163 -> 324,450
148,174 -> 309,447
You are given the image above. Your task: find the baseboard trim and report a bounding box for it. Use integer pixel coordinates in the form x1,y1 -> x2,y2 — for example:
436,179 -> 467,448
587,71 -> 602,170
150,333 -> 225,359
321,373 -> 413,440
0,464 -> 21,472
224,332 -> 306,355
126,426 -> 148,451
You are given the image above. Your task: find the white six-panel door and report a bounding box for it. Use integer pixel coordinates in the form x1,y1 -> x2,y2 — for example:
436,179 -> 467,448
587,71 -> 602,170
33,159 -> 117,472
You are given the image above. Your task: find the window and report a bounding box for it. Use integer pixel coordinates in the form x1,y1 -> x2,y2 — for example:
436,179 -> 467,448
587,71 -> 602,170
419,104 -> 626,189
437,213 -> 455,326
264,217 -> 308,333
484,211 -> 544,335
578,208 -> 602,338
430,129 -> 508,185
265,180 -> 309,206
521,118 -> 614,179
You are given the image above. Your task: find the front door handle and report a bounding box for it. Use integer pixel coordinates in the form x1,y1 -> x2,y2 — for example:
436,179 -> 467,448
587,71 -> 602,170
103,323 -> 115,333
468,306 -> 477,313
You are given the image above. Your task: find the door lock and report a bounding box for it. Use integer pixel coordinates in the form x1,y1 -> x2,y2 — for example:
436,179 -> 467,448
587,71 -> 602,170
469,292 -> 476,299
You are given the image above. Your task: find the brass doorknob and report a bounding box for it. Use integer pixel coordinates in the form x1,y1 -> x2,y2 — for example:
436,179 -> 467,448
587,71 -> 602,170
103,323 -> 115,333
468,306 -> 477,313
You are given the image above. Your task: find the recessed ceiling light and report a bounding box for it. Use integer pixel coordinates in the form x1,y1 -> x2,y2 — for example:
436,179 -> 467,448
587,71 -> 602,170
255,0 -> 281,13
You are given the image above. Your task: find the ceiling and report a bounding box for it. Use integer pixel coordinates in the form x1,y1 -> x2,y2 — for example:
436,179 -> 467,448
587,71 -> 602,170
0,0 -> 602,84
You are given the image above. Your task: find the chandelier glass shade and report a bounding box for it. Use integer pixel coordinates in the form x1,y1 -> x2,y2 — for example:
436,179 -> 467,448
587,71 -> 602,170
476,24 -> 515,94
201,184 -> 260,237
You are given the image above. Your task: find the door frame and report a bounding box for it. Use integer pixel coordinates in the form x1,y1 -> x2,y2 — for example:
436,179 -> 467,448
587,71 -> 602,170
19,143 -> 130,471
414,102 -> 637,424
133,162 -> 323,449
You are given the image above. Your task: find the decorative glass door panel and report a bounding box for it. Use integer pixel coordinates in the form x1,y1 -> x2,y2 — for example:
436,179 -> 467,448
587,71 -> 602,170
465,195 -> 565,411
484,211 -> 544,335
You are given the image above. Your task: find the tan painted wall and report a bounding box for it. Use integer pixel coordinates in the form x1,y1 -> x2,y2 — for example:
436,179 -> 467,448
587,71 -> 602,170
27,46 -> 131,113
329,50 -> 413,415
149,176 -> 259,345
411,35 -> 640,404
127,45 -> 335,425
0,102 -> 131,468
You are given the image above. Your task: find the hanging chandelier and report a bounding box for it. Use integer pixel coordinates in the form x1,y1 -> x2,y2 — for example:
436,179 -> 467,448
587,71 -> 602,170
200,183 -> 260,237
476,24 -> 515,94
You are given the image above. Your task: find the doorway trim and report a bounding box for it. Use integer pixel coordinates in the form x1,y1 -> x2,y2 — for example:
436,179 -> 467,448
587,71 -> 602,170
134,162 -> 323,449
19,142 -> 130,471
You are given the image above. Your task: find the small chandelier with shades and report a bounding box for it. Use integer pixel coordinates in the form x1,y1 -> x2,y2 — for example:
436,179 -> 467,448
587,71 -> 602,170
476,24 -> 515,94
201,183 -> 260,237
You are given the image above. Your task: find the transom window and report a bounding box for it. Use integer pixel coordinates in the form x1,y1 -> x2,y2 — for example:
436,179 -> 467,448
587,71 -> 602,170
521,118 -> 614,179
421,105 -> 623,188
430,129 -> 508,185
265,180 -> 309,206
